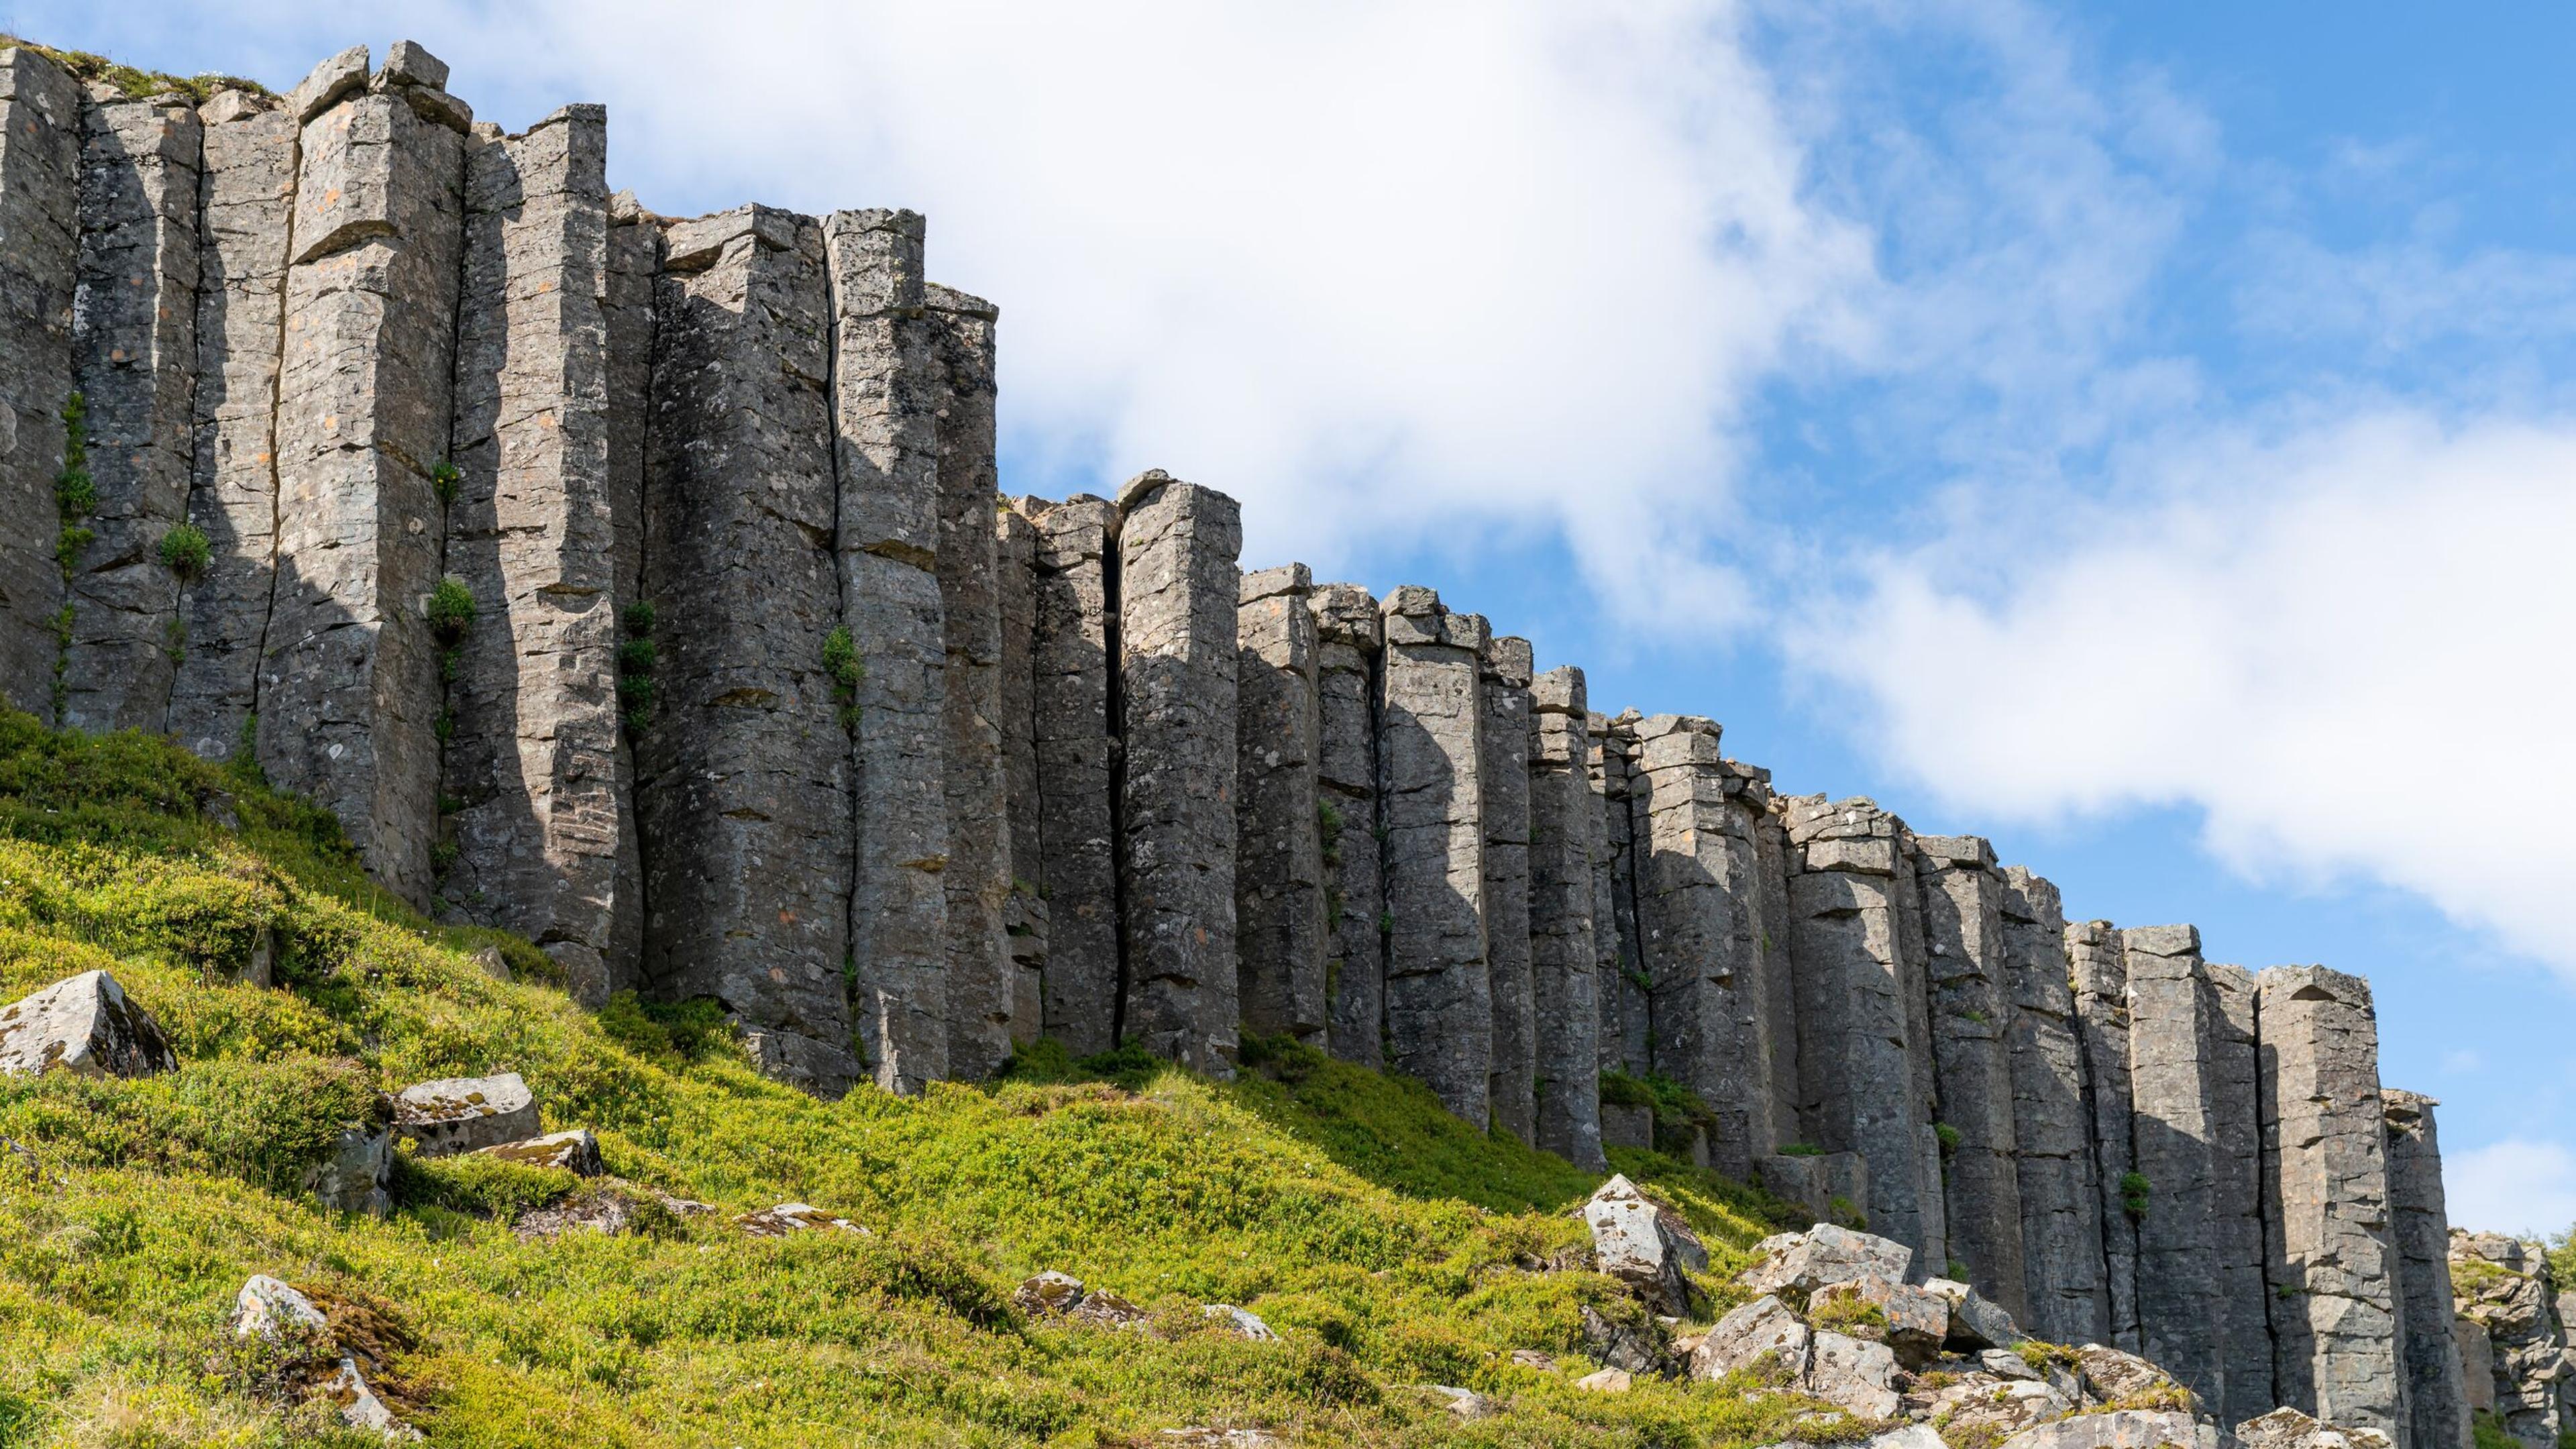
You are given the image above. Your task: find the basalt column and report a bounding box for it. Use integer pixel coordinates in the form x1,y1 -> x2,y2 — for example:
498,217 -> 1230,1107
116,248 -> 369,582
1028,494 -> 1118,1054
1482,634 -> 1537,1142
1377,586 -> 1489,1125
1916,835 -> 2028,1316
928,283 -> 1013,1079
1998,867 -> 2108,1347
168,89 -> 297,759
1749,780 -> 1801,1160
996,502 -> 1044,1046
2068,920 -> 2143,1352
262,49 -> 468,908
2382,1089 -> 2472,1449
439,105 -> 633,1003
0,47 -> 79,720
600,192 -> 655,981
636,206 -> 855,1095
62,85 -> 200,732
1784,797 -> 1936,1264
1595,713 -> 1650,1076
2207,963 -> 2276,1421
2123,924 -> 2226,1413
2259,965 -> 2410,1444
822,209 -> 949,1092
1528,665 -> 1604,1170
1114,471 -> 1242,1074
1236,563 -> 1327,1041
1311,582 -> 1384,1067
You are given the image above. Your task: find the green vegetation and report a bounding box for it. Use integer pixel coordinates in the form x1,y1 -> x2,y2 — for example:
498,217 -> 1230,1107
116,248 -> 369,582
823,625 -> 863,732
0,712 -> 1845,1445
2118,1170 -> 2150,1220
2473,1411 -> 2524,1449
1598,1070 -> 1719,1157
618,602 -> 657,733
431,460 -> 462,508
427,578 -> 476,644
0,34 -> 268,101
160,523 -> 212,580
54,393 -> 94,579
1933,1122 -> 1961,1155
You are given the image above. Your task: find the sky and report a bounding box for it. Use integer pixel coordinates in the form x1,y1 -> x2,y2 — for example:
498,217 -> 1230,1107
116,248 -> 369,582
28,0 -> 2576,1235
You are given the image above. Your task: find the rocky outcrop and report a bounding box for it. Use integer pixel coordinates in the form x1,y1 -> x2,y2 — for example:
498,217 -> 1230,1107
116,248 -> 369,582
0,969 -> 177,1077
393,1071 -> 538,1155
1309,582 -> 1384,1068
1481,634 -> 1536,1142
1377,586 -> 1489,1126
1234,563 -> 1325,1042
2380,1091 -> 2470,1449
1527,664 -> 1603,1169
2451,1231 -> 2565,1448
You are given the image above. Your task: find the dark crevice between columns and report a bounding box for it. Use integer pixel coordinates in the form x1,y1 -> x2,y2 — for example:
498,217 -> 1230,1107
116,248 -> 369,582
1102,504 -> 1132,1049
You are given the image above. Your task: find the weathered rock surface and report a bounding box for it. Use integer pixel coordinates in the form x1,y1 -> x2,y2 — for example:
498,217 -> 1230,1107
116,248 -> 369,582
394,1071 -> 539,1155
1234,563 -> 1326,1040
2000,867 -> 2108,1346
1528,665 -> 1603,1168
1377,586 -> 1489,1124
475,1128 -> 603,1176
2068,920 -> 2143,1353
1028,495 -> 1119,1055
1915,833 -> 2028,1322
1585,1174 -> 1707,1317
305,1126 -> 394,1217
737,1201 -> 867,1236
1926,1276 -> 2025,1352
1481,634 -> 1537,1142
2122,925 -> 2225,1412
2379,1091 -> 2470,1449
1309,582 -> 1385,1067
0,47 -> 80,720
231,1274 -> 419,1440
1739,1223 -> 1917,1299
1994,1409 -> 2220,1449
2451,1230 -> 2565,1448
2205,962 -> 2274,1424
1692,1294 -> 1811,1382
0,969 -> 178,1077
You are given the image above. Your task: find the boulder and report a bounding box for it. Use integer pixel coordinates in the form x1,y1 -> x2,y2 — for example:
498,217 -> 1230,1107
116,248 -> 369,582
1015,1271 -> 1088,1316
1981,1348 -> 2043,1381
1862,1429 -> 1949,1449
305,1126 -> 393,1216
1996,1409 -> 2222,1449
1805,1329 -> 1902,1419
2235,1407 -> 2394,1449
737,1202 -> 868,1236
231,1276 -> 419,1440
1584,1174 -> 1707,1315
1691,1295 -> 1812,1383
393,1073 -> 539,1156
514,1181 -> 710,1241
1924,1376 -> 2074,1441
319,1357 -> 418,1440
475,1129 -> 603,1176
2074,1343 -> 2194,1411
1576,1368 -> 1632,1393
1067,1289 -> 1148,1328
1157,1432 -> 1285,1449
468,945 -> 510,982
1925,1277 -> 2023,1350
233,1275 -> 330,1342
1811,1275 -> 1950,1366
0,970 -> 178,1079
1422,1385 -> 1503,1420
1203,1304 -> 1275,1340
1509,1349 -> 1557,1371
1739,1224 -> 1915,1299
1582,1303 -> 1665,1375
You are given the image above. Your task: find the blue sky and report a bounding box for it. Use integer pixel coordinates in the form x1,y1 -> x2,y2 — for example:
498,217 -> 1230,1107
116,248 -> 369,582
31,1 -> 2576,1233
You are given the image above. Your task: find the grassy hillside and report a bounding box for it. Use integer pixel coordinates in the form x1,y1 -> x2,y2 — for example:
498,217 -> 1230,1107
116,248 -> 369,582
0,714 -> 1824,1448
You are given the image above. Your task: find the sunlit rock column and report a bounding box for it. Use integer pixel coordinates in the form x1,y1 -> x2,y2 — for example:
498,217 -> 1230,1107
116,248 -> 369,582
1916,835 -> 2029,1318
824,207 -> 949,1090
1528,664 -> 1603,1169
2068,919 -> 2143,1352
1377,585 -> 1489,1124
1115,470 -> 1242,1074
1236,562 -> 1327,1042
996,500 -> 1044,1046
1310,582 -> 1385,1067
62,85 -> 200,731
2259,964 -> 2410,1444
1596,712 -> 1651,1076
1028,494 -> 1118,1055
598,190 -> 655,983
1998,867 -> 2108,1346
2123,924 -> 2226,1412
636,205 -> 855,1095
1482,633 -> 1537,1142
0,46 -> 80,720
2382,1089 -> 2472,1449
2206,962 -> 2275,1422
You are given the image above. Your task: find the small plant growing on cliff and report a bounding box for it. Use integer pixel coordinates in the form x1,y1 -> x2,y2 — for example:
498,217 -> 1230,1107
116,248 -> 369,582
159,523 -> 211,578
619,600 -> 658,733
822,627 -> 864,731
1934,1121 -> 1962,1156
55,392 -> 95,576
431,459 -> 461,506
2120,1170 -> 2151,1219
1776,1141 -> 1823,1157
427,577 -> 476,643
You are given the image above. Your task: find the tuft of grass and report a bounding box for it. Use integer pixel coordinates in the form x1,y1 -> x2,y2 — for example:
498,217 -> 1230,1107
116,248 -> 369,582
427,577 -> 476,645
823,626 -> 863,731
158,523 -> 211,579
2120,1169 -> 2151,1219
0,33 -> 268,101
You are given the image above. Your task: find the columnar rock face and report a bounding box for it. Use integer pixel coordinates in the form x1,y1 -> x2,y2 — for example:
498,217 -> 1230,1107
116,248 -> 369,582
62,87 -> 201,732
1785,797 -> 1935,1265
1027,494 -> 1118,1055
1114,471 -> 1241,1074
439,105 -> 633,1004
1998,867 -> 2107,1347
928,284 -> 1013,1081
1234,562 -> 1326,1041
996,502 -> 1043,1044
0,48 -> 80,720
1481,634 -> 1536,1142
824,208 -> 949,1089
1915,835 -> 2028,1320
1589,712 -> 1647,1077
2205,963 -> 2275,1423
2123,925 -> 2226,1413
2380,1091 -> 2471,1449
2257,965 -> 2408,1444
1309,582 -> 1383,1067
635,205 -> 857,1096
168,89 -> 297,758
2452,1232 -> 2567,1448
2068,920 -> 2143,1352
261,54 -> 468,908
1377,586 -> 1489,1125
1527,665 -> 1603,1170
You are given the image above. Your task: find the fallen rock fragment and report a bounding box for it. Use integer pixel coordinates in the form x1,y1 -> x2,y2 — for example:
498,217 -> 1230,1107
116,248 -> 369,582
1805,1329 -> 1902,1418
1014,1270 -> 1088,1316
230,1276 -> 420,1440
1576,1367 -> 1631,1393
1690,1294 -> 1811,1383
1811,1275 -> 1949,1366
393,1072 -> 539,1156
1067,1289 -> 1148,1328
1583,1174 -> 1707,1316
1924,1276 -> 2023,1350
0,970 -> 178,1079
735,1202 -> 869,1236
513,1180 -> 710,1241
2235,1405 -> 2394,1449
1923,1375 -> 2072,1440
2072,1343 -> 2193,1411
1509,1349 -> 1557,1370
474,1128 -> 602,1176
1203,1303 -> 1276,1340
1739,1222 -> 1917,1299
306,1126 -> 394,1217
1419,1385 -> 1503,1420
1581,1303 -> 1664,1375
1995,1408 -> 2221,1449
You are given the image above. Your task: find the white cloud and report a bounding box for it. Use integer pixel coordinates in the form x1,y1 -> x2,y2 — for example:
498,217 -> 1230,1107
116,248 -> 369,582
2448,1138 -> 2576,1238
1787,409 -> 2576,976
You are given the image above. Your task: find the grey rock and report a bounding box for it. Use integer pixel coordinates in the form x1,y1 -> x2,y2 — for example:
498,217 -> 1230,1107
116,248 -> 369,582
2451,1229 -> 2563,1446
1915,837 -> 2029,1322
1309,582 -> 1385,1067
2123,925 -> 2226,1412
1235,563 -> 1327,1041
1994,1410 -> 2220,1449
0,969 -> 178,1077
1690,1294 -> 1811,1381
2452,1314 -> 2493,1416
735,1201 -> 867,1236
231,1273 -> 419,1439
2380,1091 -> 2470,1449
1423,1385 -> 1503,1420
1028,496 -> 1119,1054
1377,586 -> 1489,1123
0,48 -> 80,720
1115,472 -> 1242,1075
394,1071 -> 539,1156
378,40 -> 449,91
1926,1277 -> 2025,1351
2074,1343 -> 2194,1411
1528,664 -> 1603,1168
2000,867 -> 2110,1346
475,1128 -> 602,1177
1014,1270 -> 1086,1315
1805,1330 -> 1902,1419
1923,1376 -> 2074,1442
2238,1406 -> 2400,1449
1602,1102 -> 1653,1150
286,46 -> 368,123
1203,1303 -> 1276,1340
1585,1173 -> 1705,1316
304,1126 -> 393,1216
1760,1150 -> 1870,1229
2205,963 -> 2274,1424
2069,920 -> 2143,1352
1584,1303 -> 1665,1375
1481,635 -> 1536,1141
1598,714 -> 1652,1075
996,504 -> 1044,1046
1811,1275 -> 1950,1366
1739,1224 -> 1917,1298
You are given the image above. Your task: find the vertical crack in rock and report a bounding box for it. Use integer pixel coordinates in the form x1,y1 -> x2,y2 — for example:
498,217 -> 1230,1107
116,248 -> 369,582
2123,924 -> 2227,1414
169,86 -> 296,757
64,82 -> 201,731
0,47 -> 82,719
1916,835 -> 2029,1320
1596,712 -> 1650,1076
927,282 -> 1012,1081
1528,664 -> 1603,1169
1480,633 -> 1536,1142
2068,918 -> 2144,1353
1029,494 -> 1119,1054
1784,795 -> 1936,1266
1998,867 -> 2110,1346
635,204 -> 855,1095
260,50 -> 468,907
600,188 -> 657,984
1376,585 -> 1487,1124
2381,1089 -> 2472,1449
1311,582 -> 1384,1067
2258,963 -> 2410,1444
1114,470 -> 1240,1074
824,209 -> 949,1092
1235,562 -> 1326,1042
996,498 -> 1044,1046
2206,961 -> 2277,1421
439,105 -> 628,1004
